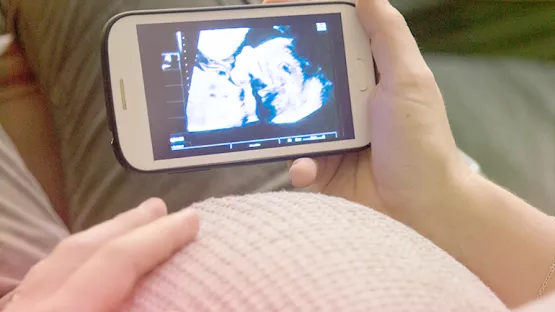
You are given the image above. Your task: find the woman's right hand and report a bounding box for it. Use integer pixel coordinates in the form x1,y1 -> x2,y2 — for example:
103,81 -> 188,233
4,198 -> 200,312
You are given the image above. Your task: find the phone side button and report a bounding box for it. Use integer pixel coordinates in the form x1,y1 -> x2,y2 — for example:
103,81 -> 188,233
356,59 -> 369,92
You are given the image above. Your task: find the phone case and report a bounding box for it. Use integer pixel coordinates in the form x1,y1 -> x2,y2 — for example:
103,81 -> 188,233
101,1 -> 370,174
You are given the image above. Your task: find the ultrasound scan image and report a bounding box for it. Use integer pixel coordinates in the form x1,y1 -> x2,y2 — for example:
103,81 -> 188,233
161,26 -> 333,133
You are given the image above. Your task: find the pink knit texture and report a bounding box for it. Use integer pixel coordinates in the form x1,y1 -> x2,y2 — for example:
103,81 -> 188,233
121,192 -> 509,312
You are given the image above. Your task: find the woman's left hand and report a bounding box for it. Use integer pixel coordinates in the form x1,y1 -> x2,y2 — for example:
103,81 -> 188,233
5,198 -> 200,312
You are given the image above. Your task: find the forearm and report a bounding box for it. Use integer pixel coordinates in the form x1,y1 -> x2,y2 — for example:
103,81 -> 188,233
0,39 -> 69,225
411,174 -> 555,308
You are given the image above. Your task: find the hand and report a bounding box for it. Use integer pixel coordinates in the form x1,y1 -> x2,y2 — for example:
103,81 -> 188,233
270,0 -> 475,221
274,2 -> 555,306
5,198 -> 200,312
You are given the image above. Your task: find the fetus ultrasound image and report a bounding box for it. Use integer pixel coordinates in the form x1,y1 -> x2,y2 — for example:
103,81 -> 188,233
137,13 -> 354,160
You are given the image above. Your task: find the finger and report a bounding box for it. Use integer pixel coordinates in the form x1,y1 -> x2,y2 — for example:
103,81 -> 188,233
290,156 -> 343,192
17,198 -> 167,299
50,209 -> 200,312
70,197 -> 167,246
289,158 -> 318,188
72,198 -> 167,246
357,0 -> 431,86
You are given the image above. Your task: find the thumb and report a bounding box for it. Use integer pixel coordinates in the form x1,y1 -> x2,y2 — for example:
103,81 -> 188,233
289,158 -> 318,189
356,0 -> 431,88
289,156 -> 343,191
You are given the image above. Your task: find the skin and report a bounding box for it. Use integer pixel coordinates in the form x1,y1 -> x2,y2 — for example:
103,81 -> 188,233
4,199 -> 200,312
279,0 -> 555,307
3,0 -> 555,311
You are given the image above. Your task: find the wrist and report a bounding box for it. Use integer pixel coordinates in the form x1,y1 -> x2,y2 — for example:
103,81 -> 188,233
459,176 -> 555,305
399,166 -> 481,245
405,169 -> 555,307
395,158 -> 480,231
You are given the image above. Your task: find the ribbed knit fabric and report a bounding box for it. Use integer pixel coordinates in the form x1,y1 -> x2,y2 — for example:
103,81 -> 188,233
1,123 -> 555,310
121,192 -> 509,312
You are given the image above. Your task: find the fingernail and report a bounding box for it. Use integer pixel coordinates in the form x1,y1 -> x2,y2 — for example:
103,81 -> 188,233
140,198 -> 167,214
178,209 -> 200,228
178,208 -> 197,217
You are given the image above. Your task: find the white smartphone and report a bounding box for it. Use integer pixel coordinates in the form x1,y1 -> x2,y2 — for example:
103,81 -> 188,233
102,1 -> 375,173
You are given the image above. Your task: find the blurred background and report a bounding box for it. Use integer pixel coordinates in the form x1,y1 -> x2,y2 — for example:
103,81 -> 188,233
402,0 -> 555,61
391,0 -> 555,213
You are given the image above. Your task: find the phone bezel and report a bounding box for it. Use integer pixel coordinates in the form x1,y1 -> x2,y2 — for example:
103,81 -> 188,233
101,1 -> 375,173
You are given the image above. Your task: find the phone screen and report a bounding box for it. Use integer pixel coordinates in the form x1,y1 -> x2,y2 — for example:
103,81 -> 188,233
136,13 -> 354,160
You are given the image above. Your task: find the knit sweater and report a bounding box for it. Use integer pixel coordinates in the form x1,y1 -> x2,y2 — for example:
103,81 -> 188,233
118,192 -> 555,312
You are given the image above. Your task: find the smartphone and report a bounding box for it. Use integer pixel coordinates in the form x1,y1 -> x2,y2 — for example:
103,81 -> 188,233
101,1 -> 375,173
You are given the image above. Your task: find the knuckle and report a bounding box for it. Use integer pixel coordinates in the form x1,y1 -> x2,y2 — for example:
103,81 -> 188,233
42,295 -> 72,312
383,67 -> 440,103
144,197 -> 165,208
101,241 -> 129,260
54,235 -> 97,255
100,241 -> 142,275
18,259 -> 48,285
416,68 -> 437,87
396,67 -> 437,90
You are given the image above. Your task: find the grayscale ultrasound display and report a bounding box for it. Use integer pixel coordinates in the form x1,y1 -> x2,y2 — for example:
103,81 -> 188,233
137,13 -> 354,160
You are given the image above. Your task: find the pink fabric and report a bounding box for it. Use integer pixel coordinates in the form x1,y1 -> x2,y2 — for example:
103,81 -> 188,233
515,295 -> 555,312
122,193 -> 510,312
1,20 -> 554,312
